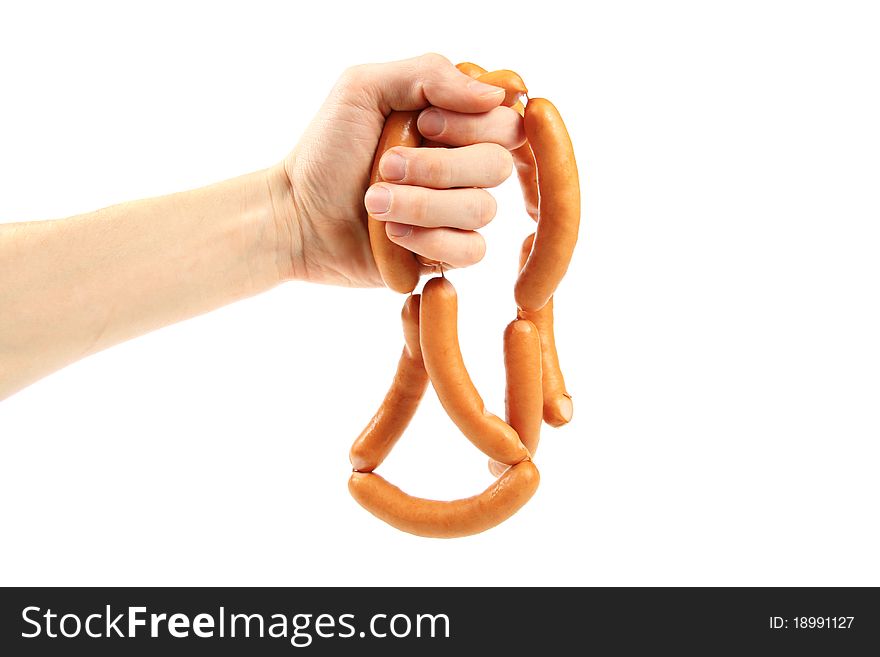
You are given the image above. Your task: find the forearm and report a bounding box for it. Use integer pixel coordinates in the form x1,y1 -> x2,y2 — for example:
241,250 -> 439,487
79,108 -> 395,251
0,165 -> 294,399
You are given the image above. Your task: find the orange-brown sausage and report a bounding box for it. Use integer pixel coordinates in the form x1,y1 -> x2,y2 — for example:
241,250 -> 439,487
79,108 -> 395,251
459,63 -> 527,109
513,142 -> 539,221
517,233 -> 573,426
503,319 -> 543,453
503,86 -> 539,223
515,98 -> 580,312
349,460 -> 539,538
349,295 -> 428,472
476,70 -> 527,108
490,318 -> 543,476
477,70 -> 538,226
474,69 -> 525,114
368,111 -> 422,294
420,276 -> 529,465
455,61 -> 488,78
458,63 -> 538,222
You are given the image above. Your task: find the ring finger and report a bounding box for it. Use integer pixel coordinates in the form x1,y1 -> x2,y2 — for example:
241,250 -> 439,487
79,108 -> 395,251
364,183 -> 497,231
385,226 -> 487,269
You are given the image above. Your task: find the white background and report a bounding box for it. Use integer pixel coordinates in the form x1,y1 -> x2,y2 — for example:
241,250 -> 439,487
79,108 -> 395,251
1,0 -> 878,586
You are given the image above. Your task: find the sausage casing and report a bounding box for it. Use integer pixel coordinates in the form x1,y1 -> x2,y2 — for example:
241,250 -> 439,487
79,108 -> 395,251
503,318 -> 543,455
458,63 -> 538,222
517,233 -> 573,426
349,295 -> 428,472
368,111 -> 422,293
475,69 -> 536,220
420,276 -> 529,465
349,460 -> 540,538
490,318 -> 544,476
455,61 -> 488,78
515,98 -> 580,311
475,69 -> 527,108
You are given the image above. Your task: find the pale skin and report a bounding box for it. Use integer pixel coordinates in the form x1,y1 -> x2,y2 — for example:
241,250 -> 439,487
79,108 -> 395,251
0,54 -> 525,400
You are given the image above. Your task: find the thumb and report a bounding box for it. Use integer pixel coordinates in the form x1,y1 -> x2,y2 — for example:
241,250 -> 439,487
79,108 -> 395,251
349,53 -> 506,115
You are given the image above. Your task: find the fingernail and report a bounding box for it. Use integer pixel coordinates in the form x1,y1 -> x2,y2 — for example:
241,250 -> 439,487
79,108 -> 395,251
379,152 -> 406,182
364,185 -> 392,214
418,109 -> 446,137
467,79 -> 505,99
386,222 -> 412,238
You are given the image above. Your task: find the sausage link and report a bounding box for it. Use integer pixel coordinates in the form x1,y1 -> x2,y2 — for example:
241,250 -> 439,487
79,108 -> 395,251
349,460 -> 539,538
513,142 -> 539,222
490,318 -> 543,476
509,99 -> 539,222
401,293 -> 424,361
349,295 -> 428,472
476,70 -> 527,108
460,63 -> 526,112
368,111 -> 422,293
458,63 -> 538,223
475,69 -> 537,221
458,62 -> 525,114
455,61 -> 488,77
486,74 -> 537,223
515,98 -> 580,311
420,276 -> 529,465
517,233 -> 573,426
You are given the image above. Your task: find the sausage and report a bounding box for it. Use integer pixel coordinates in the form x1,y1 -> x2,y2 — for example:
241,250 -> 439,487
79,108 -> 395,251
349,295 -> 428,472
515,98 -> 580,311
349,65 -> 577,538
519,298 -> 572,427
475,68 -> 529,199
503,82 -> 539,223
420,276 -> 529,465
503,319 -> 543,455
455,61 -> 488,78
512,142 -> 539,222
458,63 -> 526,110
517,233 -> 573,427
459,64 -> 528,108
457,63 -> 539,223
349,460 -> 539,538
460,62 -> 524,114
475,69 -> 527,108
490,318 -> 543,476
368,111 -> 422,294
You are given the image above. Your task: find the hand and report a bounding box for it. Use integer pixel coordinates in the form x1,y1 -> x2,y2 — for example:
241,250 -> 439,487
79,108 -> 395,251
275,53 -> 526,287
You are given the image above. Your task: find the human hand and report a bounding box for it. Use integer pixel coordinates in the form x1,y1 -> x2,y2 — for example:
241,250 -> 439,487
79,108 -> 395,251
274,53 -> 526,287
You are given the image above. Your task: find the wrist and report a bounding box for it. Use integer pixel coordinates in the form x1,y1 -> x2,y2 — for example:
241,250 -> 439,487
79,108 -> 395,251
260,162 -> 299,283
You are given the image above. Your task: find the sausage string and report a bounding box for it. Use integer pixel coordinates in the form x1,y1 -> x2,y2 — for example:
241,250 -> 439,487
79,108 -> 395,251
349,63 -> 580,538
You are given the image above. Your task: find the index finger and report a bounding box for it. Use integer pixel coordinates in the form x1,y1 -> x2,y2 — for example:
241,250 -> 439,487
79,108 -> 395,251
361,53 -> 506,115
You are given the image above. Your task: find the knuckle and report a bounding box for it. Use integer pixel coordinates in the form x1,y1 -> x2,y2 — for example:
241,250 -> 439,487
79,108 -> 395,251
339,63 -> 368,85
336,64 -> 372,96
410,189 -> 429,224
474,191 -> 496,228
419,52 -> 451,70
465,115 -> 481,144
490,144 -> 514,182
423,154 -> 450,188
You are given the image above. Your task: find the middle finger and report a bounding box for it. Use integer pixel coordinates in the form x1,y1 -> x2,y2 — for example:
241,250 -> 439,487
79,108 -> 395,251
378,143 -> 513,189
417,105 -> 526,150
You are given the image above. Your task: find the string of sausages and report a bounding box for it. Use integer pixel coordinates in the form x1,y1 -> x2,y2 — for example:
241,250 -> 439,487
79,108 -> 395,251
348,62 -> 580,538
